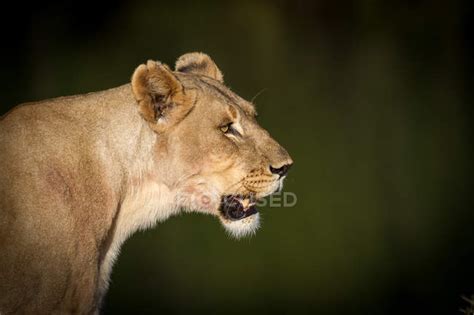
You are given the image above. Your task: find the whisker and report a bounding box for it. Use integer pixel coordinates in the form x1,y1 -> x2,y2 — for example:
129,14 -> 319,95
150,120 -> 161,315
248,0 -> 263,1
250,88 -> 268,104
224,178 -> 245,192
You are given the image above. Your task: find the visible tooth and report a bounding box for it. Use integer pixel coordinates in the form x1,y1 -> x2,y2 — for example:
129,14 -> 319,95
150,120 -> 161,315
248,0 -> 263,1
240,198 -> 250,208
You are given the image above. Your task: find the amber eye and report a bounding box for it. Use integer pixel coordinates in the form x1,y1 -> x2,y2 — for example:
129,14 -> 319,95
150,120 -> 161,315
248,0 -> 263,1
220,123 -> 231,133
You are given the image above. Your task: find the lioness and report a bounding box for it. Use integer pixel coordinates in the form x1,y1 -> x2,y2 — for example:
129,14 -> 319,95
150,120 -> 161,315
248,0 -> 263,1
0,53 -> 292,314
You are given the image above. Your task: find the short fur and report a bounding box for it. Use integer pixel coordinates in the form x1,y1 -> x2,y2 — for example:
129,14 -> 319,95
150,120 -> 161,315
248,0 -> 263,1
0,52 -> 292,314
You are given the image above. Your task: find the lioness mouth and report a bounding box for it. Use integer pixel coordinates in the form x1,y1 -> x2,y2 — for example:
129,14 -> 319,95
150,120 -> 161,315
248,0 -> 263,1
220,195 -> 259,221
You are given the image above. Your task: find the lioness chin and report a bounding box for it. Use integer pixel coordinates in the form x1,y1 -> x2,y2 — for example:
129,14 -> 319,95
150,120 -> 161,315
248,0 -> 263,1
0,52 -> 292,314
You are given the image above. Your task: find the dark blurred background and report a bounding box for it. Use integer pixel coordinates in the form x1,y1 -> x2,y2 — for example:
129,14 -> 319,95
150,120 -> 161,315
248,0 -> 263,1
1,1 -> 473,314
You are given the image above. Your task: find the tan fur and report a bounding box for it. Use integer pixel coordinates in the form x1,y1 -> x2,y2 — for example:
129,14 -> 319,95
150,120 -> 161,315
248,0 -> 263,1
0,53 -> 292,314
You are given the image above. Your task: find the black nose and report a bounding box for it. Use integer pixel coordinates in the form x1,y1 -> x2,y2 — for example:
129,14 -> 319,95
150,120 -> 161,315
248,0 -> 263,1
270,163 -> 292,177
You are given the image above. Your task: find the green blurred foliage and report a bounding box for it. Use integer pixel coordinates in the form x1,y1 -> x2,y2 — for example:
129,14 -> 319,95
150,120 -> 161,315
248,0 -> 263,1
1,1 -> 473,314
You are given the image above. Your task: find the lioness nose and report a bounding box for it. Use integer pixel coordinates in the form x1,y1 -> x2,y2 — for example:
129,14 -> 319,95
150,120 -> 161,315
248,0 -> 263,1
270,163 -> 292,177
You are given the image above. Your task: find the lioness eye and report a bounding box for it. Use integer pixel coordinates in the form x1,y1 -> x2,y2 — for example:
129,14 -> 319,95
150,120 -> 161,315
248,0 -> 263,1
220,123 -> 231,133
219,122 -> 242,137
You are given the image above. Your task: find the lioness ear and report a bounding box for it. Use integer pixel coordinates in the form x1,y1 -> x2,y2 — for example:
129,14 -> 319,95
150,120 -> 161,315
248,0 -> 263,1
131,60 -> 191,132
175,52 -> 224,82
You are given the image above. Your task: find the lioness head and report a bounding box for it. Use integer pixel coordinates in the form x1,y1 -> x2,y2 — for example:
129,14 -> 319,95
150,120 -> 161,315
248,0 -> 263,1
131,53 -> 293,238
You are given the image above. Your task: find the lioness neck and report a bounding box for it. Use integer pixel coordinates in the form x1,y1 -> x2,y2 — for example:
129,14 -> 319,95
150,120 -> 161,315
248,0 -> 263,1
82,84 -> 180,296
